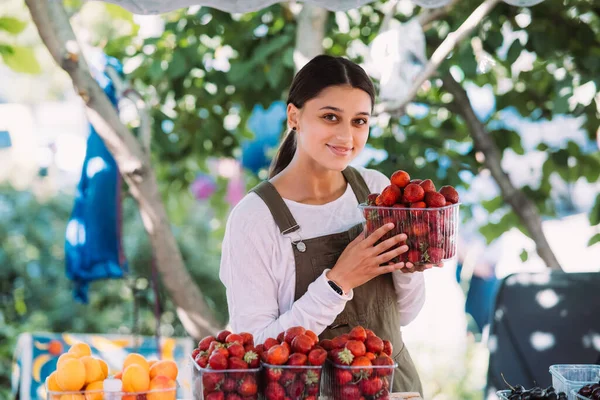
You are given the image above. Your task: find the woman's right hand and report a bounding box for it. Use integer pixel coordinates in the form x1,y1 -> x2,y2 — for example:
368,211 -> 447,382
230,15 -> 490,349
326,223 -> 408,294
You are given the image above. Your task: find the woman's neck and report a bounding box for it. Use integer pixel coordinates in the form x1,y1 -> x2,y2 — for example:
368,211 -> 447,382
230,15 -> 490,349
270,154 -> 347,205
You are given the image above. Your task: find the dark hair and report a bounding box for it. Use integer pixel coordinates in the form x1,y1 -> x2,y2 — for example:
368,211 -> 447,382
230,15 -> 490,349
268,55 -> 376,178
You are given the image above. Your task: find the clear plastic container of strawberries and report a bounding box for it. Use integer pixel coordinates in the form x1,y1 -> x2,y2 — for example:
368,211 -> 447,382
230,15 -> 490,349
358,170 -> 460,266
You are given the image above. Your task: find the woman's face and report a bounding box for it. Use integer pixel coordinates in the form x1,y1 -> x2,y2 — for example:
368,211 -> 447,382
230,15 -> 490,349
289,85 -> 372,172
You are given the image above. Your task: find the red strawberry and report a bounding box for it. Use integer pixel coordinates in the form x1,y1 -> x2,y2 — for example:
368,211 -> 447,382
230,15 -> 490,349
206,392 -> 224,400
410,179 -> 422,185
365,352 -> 376,361
225,334 -> 244,345
366,193 -> 379,206
267,344 -> 290,365
209,352 -> 228,370
340,384 -> 361,400
419,179 -> 436,193
407,250 -> 421,264
351,356 -> 372,378
237,375 -> 257,396
195,353 -> 209,368
365,329 -> 376,339
424,192 -> 445,208
284,326 -> 306,344
203,372 -> 224,392
411,223 -> 427,237
264,338 -> 279,351
265,366 -> 283,382
306,382 -> 320,396
308,348 -> 327,366
243,349 -> 260,368
225,394 -> 242,400
286,380 -> 305,398
305,330 -> 318,345
359,376 -> 383,396
348,326 -> 367,342
277,331 -> 285,343
365,336 -> 384,354
192,348 -> 201,359
222,377 -> 237,392
208,341 -> 225,355
265,382 -> 286,400
319,339 -> 334,351
372,355 -> 395,377
403,184 -> 425,203
240,332 -> 254,346
199,336 -> 216,351
279,370 -> 296,386
382,341 -> 393,357
410,201 -> 426,209
439,185 -> 459,204
428,247 -> 444,263
291,334 -> 313,355
216,330 -> 232,342
287,352 -> 308,366
390,170 -> 410,188
376,185 -> 401,207
331,334 -> 349,349
330,348 -> 354,365
334,369 -> 353,385
212,347 -> 229,359
228,343 -> 245,359
345,340 -> 366,358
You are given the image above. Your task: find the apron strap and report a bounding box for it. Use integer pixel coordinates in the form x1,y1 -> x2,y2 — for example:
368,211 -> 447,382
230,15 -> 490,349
342,166 -> 370,204
250,181 -> 300,235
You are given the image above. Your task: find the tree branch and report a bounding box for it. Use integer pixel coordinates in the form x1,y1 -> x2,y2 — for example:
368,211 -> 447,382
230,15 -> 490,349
294,3 -> 328,72
417,0 -> 461,29
374,0 -> 501,115
442,73 -> 563,271
25,0 -> 222,338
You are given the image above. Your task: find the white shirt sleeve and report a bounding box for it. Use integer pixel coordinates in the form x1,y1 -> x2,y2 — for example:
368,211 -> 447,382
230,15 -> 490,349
219,198 -> 353,344
357,167 -> 427,326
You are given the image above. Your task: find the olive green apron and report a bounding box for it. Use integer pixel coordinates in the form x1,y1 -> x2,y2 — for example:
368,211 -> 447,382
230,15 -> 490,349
251,166 -> 423,395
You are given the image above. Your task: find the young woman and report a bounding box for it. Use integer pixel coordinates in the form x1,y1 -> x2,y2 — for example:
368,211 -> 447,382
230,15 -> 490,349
220,54 -> 432,394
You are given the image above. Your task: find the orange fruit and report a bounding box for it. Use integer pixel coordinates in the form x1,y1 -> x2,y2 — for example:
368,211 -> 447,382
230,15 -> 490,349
122,364 -> 150,393
81,356 -> 104,385
68,343 -> 91,358
147,376 -> 176,400
56,358 -> 86,391
46,372 -> 61,392
149,360 -> 178,381
48,340 -> 63,356
84,381 -> 104,400
97,359 -> 108,379
113,371 -> 123,380
60,395 -> 85,400
57,353 -> 76,369
123,353 -> 149,374
148,360 -> 157,368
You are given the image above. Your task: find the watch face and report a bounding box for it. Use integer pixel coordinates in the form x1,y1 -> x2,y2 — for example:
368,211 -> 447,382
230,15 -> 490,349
328,280 -> 343,295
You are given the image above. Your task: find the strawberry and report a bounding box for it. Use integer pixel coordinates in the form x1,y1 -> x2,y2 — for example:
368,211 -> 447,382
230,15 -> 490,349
228,343 -> 245,359
372,355 -> 395,377
365,329 -> 376,339
267,344 -> 290,365
330,348 -> 354,365
286,380 -> 305,398
284,326 -> 306,344
265,382 -> 286,400
407,250 -> 421,264
213,347 -> 230,359
359,376 -> 383,396
287,352 -> 308,366
291,334 -> 313,354
319,339 -> 334,351
208,341 -> 225,355
305,330 -> 319,345
390,170 -> 410,188
222,377 -> 237,392
410,201 -> 426,208
279,370 -> 296,386
195,353 -> 209,368
365,336 -> 384,354
382,341 -> 393,357
410,223 -> 427,237
428,247 -> 444,263
263,338 -> 279,351
199,336 -> 216,351
265,367 -> 283,382
225,394 -> 242,400
403,184 -> 425,203
203,372 -> 224,392
331,334 -> 349,349
243,349 -> 260,368
439,185 -> 459,204
277,331 -> 285,343
206,392 -> 225,400
410,179 -> 422,185
366,193 -> 379,206
345,340 -> 366,358
302,369 -> 321,385
335,369 -> 353,385
351,356 -> 372,378
281,341 -> 291,354
225,333 -> 244,345
209,352 -> 228,370
424,192 -> 446,208
306,382 -> 320,396
348,326 -> 367,342
340,384 -> 361,400
377,185 -> 402,207
308,348 -> 327,366
419,179 -> 436,193
237,375 -> 257,396
240,332 -> 254,346
216,330 -> 232,342
192,348 -> 201,359
365,352 -> 376,361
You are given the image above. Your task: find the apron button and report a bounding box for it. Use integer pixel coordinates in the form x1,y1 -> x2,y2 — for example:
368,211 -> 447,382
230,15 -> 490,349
296,241 -> 306,252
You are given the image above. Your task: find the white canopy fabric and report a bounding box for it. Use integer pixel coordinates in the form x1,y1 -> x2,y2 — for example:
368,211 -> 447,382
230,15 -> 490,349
95,0 -> 383,14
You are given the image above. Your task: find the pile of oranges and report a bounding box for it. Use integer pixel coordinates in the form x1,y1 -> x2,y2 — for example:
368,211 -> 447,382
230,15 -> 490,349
46,343 -> 177,400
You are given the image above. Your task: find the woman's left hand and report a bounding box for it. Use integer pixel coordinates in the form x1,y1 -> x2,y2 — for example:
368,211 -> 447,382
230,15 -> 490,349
399,262 -> 443,273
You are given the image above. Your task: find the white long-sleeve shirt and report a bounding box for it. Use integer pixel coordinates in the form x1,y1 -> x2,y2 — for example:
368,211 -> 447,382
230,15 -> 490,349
219,166 -> 426,344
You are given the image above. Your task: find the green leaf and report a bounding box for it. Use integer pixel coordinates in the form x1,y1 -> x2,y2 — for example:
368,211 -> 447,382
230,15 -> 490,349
588,233 -> 600,247
520,249 -> 528,262
481,195 -> 504,213
0,17 -> 27,35
589,194 -> 600,226
167,51 -> 187,79
506,39 -> 522,66
0,46 -> 40,74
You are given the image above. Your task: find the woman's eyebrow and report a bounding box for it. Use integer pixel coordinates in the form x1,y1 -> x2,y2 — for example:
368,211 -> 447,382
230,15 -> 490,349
319,106 -> 370,116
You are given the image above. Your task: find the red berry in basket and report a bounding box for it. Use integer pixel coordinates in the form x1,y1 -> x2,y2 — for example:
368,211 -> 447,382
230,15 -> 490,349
345,340 -> 366,357
382,341 -> 393,357
305,330 -> 318,345
410,179 -> 422,185
286,380 -> 305,398
240,332 -> 254,346
209,352 -> 228,370
411,223 -> 428,237
372,355 -> 395,377
228,356 -> 249,373
225,334 -> 244,345
287,352 -> 308,366
264,337 -> 279,351
365,329 -> 376,338
330,348 -> 354,365
195,353 -> 209,368
225,393 -> 242,400
390,170 -> 410,188
276,331 -> 285,343
367,193 -> 379,206
265,367 -> 282,382
419,179 -> 436,193
216,330 -> 232,342
351,356 -> 373,378
429,247 -> 444,263
403,184 -> 425,203
319,339 -> 334,351
291,334 -> 313,354
308,348 -> 327,366
203,372 -> 224,391
279,369 -> 296,386
284,326 -> 306,344
407,250 -> 421,264
243,349 -> 260,368
365,352 -> 376,361
199,336 -> 216,351
410,201 -> 426,208
237,375 -> 258,396
341,384 -> 361,400
365,336 -> 384,354
360,376 -> 383,396
377,185 -> 401,207
222,377 -> 237,392
192,348 -> 201,359
228,343 -> 245,359
267,344 -> 290,365
335,369 -> 353,386
424,192 -> 446,208
265,382 -> 286,400
349,326 -> 367,342
439,185 -> 459,204
206,392 -> 225,400
208,340 -> 224,355
331,334 -> 349,349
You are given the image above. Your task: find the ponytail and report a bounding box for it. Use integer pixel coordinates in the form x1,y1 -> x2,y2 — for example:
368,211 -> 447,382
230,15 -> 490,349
269,128 -> 296,178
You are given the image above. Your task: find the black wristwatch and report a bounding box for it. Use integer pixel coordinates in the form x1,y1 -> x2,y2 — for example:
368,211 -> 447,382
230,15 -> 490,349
327,280 -> 344,296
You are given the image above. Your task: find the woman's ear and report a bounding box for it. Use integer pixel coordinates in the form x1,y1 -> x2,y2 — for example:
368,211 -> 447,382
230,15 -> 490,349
287,103 -> 300,131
